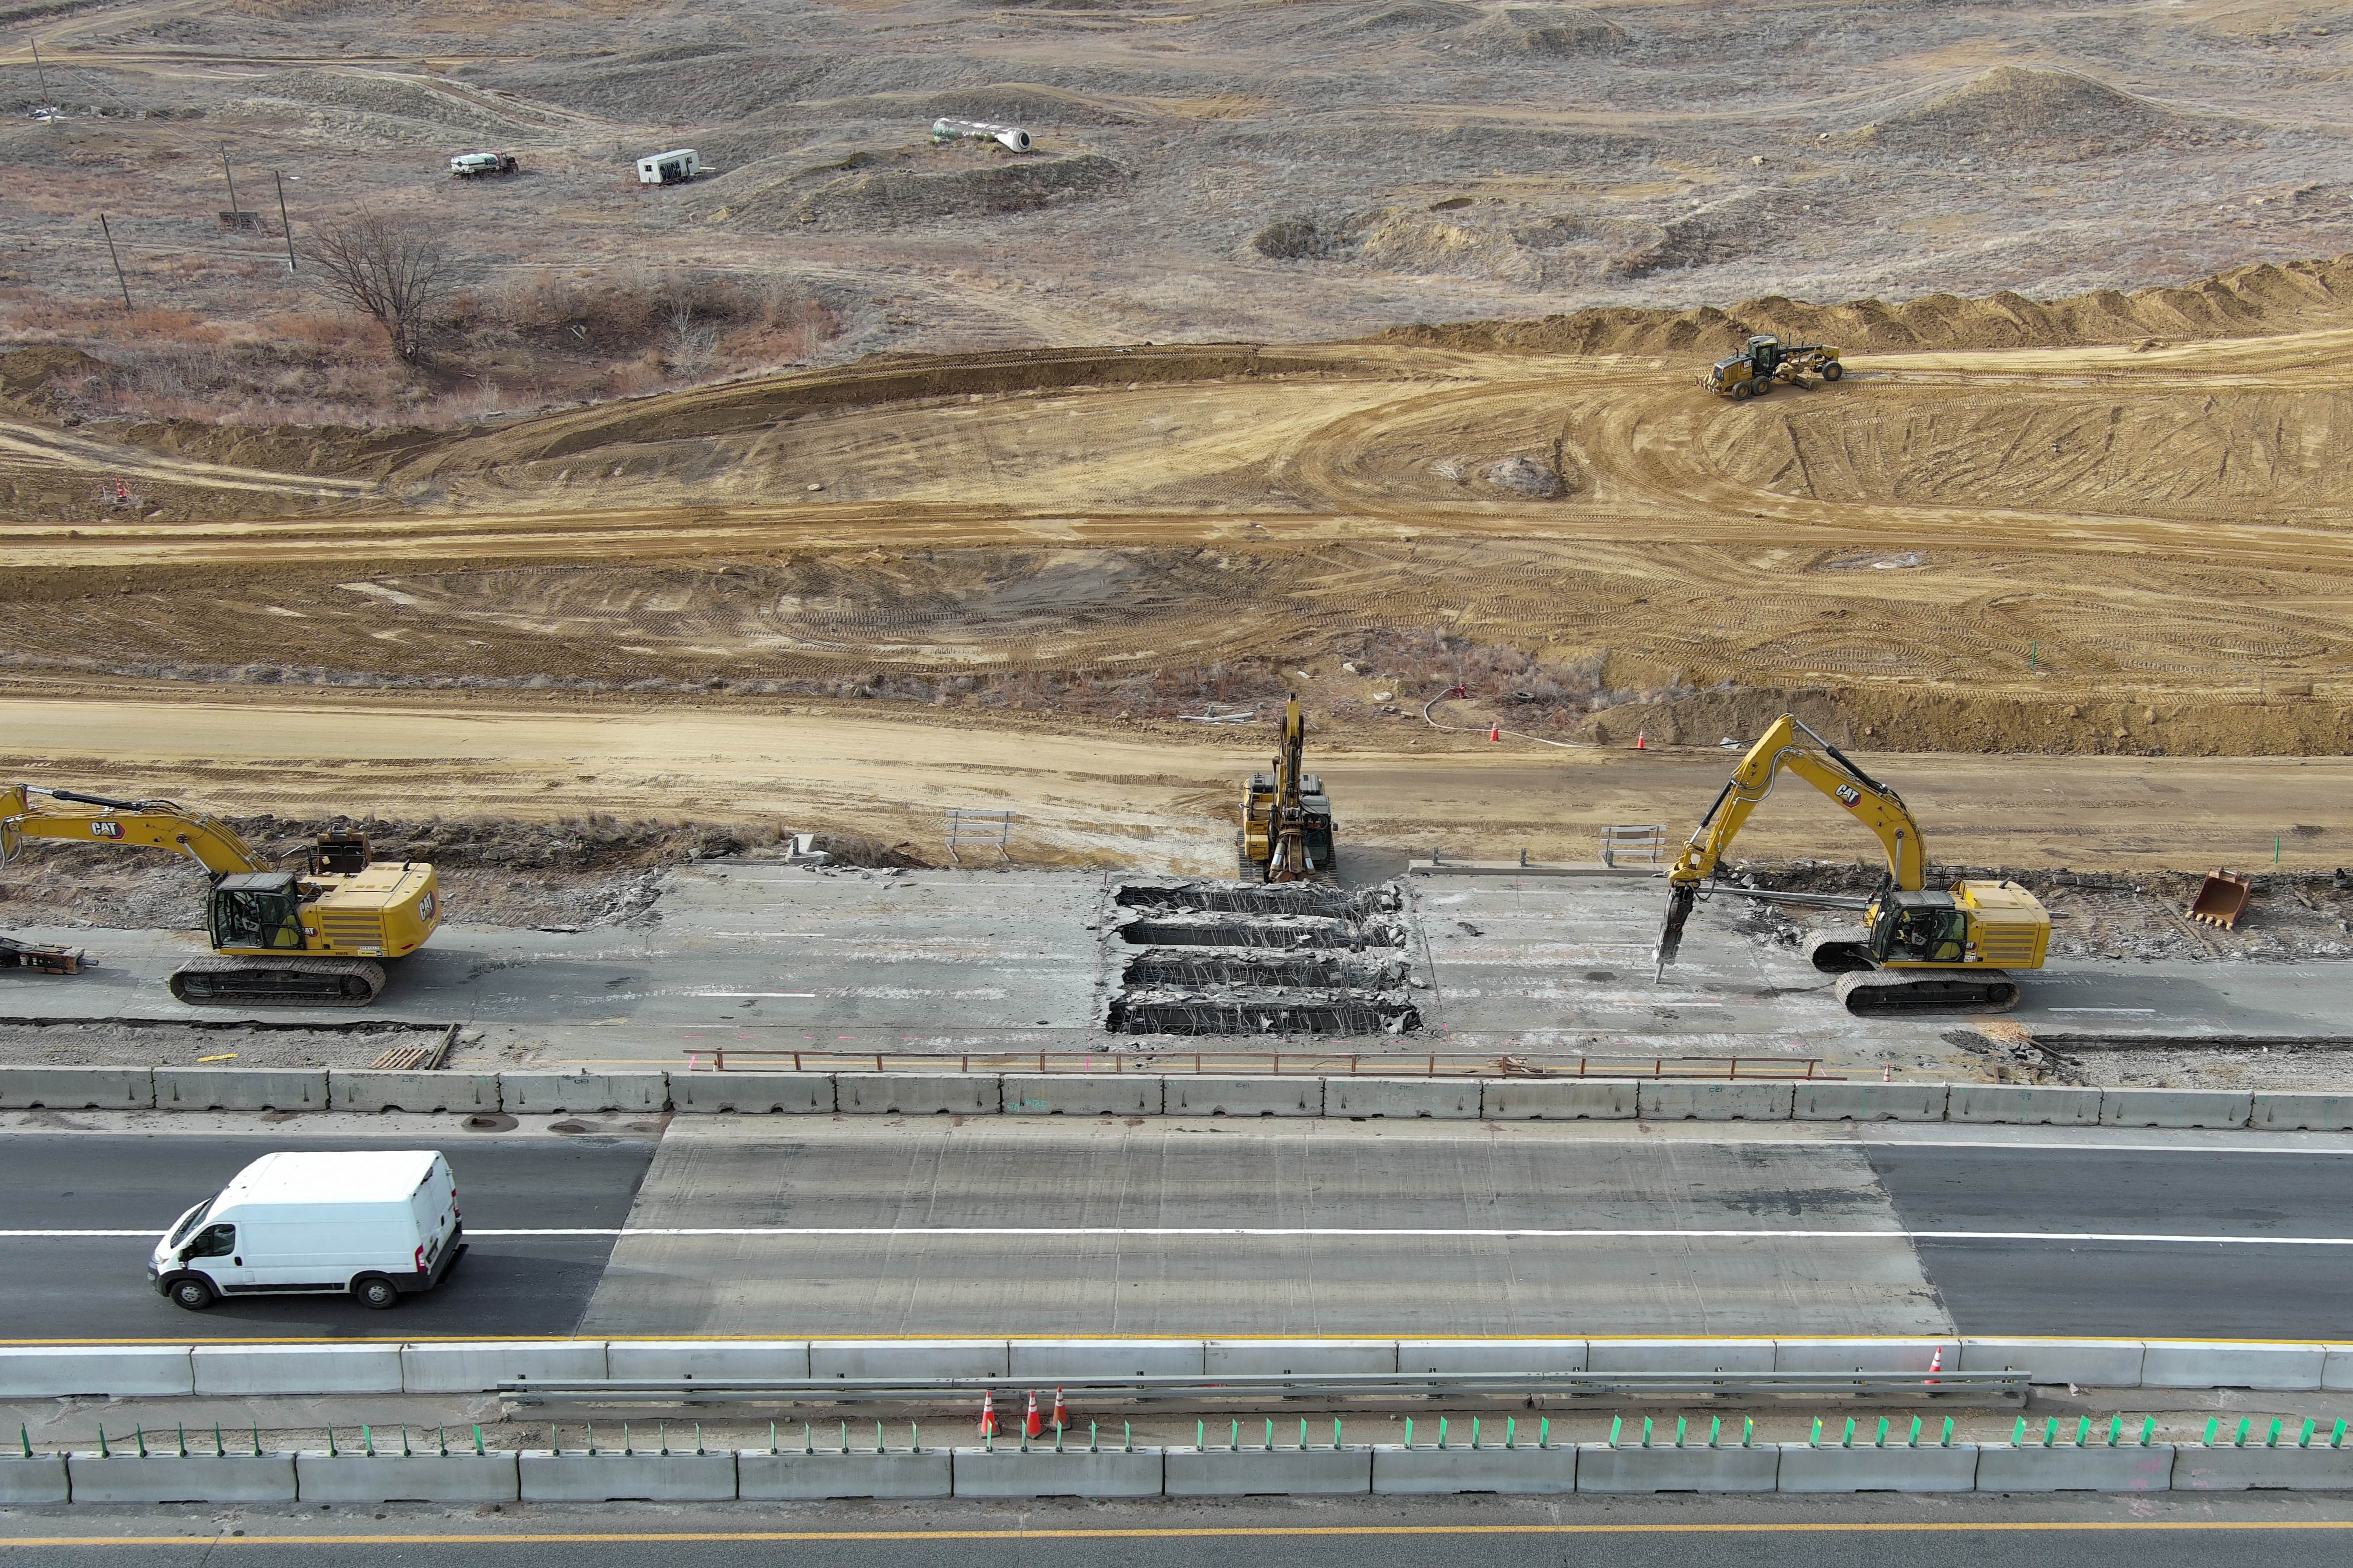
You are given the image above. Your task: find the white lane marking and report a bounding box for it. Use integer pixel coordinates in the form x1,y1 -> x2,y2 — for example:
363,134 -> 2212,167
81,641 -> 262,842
420,1226 -> 2353,1244
1862,1139 -> 2353,1156
2046,1007 -> 2158,1014
16,1226 -> 2353,1245
682,991 -> 817,999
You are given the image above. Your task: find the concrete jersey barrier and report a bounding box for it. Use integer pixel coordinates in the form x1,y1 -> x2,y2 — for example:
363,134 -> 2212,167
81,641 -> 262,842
14,1429 -> 2352,1504
36,1066 -> 2353,1134
14,1335 -> 2350,1400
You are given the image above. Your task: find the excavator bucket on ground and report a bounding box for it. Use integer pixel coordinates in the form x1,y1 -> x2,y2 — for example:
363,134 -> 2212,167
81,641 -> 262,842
2186,869 -> 2252,930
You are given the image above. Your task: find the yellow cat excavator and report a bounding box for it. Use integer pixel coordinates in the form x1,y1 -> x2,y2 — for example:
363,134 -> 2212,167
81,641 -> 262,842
1653,716 -> 2048,1012
1238,694 -> 1336,882
0,784 -> 440,1006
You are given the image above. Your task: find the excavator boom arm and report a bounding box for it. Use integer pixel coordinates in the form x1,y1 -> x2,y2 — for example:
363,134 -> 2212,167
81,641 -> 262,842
1655,717 -> 1926,973
0,784 -> 267,876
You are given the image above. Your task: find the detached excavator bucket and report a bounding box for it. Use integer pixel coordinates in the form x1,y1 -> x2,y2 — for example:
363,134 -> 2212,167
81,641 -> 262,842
2186,870 -> 2253,930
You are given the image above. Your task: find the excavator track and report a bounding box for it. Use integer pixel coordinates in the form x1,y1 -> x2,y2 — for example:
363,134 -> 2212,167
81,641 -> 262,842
168,955 -> 385,1007
1804,932 -> 1877,974
1834,968 -> 2020,1015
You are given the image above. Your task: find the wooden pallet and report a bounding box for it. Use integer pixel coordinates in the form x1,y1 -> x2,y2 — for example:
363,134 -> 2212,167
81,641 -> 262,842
370,1022 -> 460,1071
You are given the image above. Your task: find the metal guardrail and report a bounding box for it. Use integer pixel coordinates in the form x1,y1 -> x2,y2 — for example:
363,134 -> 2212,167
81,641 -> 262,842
500,1371 -> 2024,1408
1600,825 -> 1670,867
684,1050 -> 1840,1081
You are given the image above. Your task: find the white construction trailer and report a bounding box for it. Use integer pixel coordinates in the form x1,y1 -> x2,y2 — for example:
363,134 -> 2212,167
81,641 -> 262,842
636,148 -> 700,185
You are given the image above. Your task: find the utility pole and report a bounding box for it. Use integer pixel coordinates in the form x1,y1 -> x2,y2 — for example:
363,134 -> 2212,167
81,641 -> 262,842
221,149 -> 240,223
274,169 -> 294,270
98,213 -> 130,311
29,37 -> 50,104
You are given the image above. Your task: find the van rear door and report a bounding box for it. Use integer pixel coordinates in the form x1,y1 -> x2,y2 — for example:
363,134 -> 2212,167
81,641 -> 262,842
408,1155 -> 459,1274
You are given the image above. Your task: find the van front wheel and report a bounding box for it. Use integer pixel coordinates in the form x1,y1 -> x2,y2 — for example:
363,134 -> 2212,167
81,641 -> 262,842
169,1277 -> 215,1311
352,1275 -> 401,1311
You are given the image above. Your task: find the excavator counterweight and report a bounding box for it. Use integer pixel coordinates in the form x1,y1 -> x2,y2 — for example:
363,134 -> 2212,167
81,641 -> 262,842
1654,716 -> 2047,1014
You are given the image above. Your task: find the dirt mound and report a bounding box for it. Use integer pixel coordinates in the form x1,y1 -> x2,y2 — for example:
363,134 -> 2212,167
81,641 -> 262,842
1345,206 -> 1546,285
1480,454 -> 1561,497
246,69 -> 526,136
1300,0 -> 1477,35
1257,203 -> 1658,286
920,85 -> 1137,126
1372,254 -> 2353,355
1616,188 -> 1802,276
1868,66 -> 2210,160
766,151 -> 1128,231
1581,683 -> 2353,760
1216,0 -> 1474,44
1253,217 -> 1336,260
0,345 -> 110,413
398,343 -> 1359,474
1458,4 -> 1629,56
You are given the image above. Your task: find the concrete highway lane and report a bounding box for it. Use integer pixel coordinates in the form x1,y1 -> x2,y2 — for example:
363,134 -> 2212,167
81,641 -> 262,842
580,1120 -> 2353,1339
0,1130 -> 656,1340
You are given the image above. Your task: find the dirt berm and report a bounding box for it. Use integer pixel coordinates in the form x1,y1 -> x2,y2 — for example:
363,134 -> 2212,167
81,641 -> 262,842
394,342 -> 1368,476
756,152 -> 1130,232
1374,254 -> 2353,356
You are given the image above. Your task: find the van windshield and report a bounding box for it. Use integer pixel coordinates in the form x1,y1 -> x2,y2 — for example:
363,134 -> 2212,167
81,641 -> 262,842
168,1193 -> 222,1246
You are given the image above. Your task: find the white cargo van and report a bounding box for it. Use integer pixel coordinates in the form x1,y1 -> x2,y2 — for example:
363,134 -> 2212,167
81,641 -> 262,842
150,1150 -> 464,1311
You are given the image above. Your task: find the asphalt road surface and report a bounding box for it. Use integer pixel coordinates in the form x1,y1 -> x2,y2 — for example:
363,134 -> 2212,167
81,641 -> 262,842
1867,1144 -> 2353,1336
5,1496 -> 2352,1564
0,1130 -> 655,1339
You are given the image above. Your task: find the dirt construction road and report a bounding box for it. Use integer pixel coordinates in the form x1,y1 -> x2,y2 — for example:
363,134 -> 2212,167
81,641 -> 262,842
1,694 -> 2344,874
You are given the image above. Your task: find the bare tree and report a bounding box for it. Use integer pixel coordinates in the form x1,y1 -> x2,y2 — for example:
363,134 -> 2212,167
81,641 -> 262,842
665,302 -> 720,380
300,212 -> 454,361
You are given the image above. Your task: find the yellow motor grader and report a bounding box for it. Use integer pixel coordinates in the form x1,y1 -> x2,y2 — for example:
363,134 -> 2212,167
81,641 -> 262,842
1704,334 -> 1842,398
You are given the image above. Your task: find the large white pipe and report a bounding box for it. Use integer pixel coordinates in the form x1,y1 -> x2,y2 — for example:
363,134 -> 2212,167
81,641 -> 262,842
930,117 -> 1034,153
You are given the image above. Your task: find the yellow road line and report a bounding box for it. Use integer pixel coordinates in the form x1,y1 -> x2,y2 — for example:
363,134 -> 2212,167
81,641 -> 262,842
6,1521 -> 2353,1545
0,1334 -> 2340,1347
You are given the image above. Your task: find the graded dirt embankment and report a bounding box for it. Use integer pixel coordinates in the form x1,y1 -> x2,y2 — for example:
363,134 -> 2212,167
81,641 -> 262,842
8,258 -> 2353,792
0,693 -> 2346,876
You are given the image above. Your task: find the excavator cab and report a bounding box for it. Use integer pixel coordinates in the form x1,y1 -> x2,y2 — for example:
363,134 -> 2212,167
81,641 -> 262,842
1872,891 -> 1970,964
209,871 -> 309,952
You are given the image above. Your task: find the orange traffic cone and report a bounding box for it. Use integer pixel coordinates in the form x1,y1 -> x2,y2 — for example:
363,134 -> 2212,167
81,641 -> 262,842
1488,723 -> 1500,742
978,1391 -> 997,1437
1051,1387 -> 1068,1430
1926,1347 -> 1942,1385
1024,1389 -> 1042,1438
1634,729 -> 1646,750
